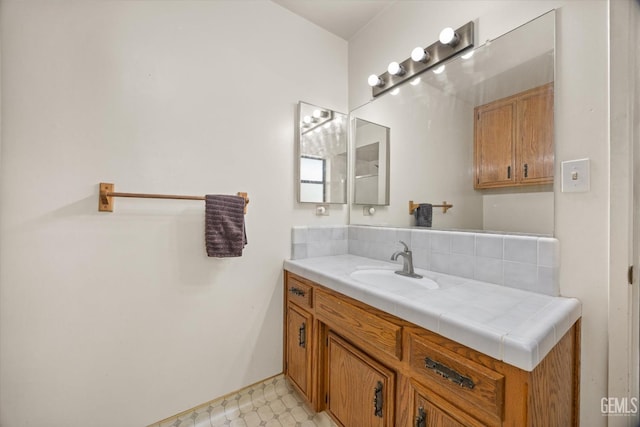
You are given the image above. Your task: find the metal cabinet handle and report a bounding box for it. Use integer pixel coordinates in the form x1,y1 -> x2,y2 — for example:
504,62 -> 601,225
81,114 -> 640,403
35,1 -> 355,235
298,323 -> 306,348
507,166 -> 511,179
289,287 -> 306,297
415,407 -> 426,427
524,163 -> 529,178
373,381 -> 383,418
424,357 -> 475,389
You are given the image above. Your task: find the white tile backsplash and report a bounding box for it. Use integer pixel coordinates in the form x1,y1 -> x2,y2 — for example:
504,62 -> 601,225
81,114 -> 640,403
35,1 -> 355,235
475,234 -> 504,259
451,232 -> 475,255
430,252 -> 450,274
475,257 -> 504,285
290,226 -> 348,260
431,231 -> 452,253
291,226 -> 560,296
291,243 -> 307,260
538,237 -> 559,267
449,254 -> 475,279
504,261 -> 539,292
504,236 -> 538,264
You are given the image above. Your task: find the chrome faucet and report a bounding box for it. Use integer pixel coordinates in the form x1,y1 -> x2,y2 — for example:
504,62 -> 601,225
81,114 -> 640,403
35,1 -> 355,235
391,241 -> 423,279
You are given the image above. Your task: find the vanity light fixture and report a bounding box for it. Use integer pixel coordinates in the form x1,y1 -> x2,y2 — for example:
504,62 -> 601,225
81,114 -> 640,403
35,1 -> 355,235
411,47 -> 431,63
387,61 -> 406,76
439,27 -> 460,47
313,109 -> 329,119
368,74 -> 385,88
367,21 -> 474,97
301,109 -> 334,135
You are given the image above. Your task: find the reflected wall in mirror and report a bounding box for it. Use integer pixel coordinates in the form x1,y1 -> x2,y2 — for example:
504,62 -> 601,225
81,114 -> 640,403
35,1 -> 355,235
298,101 -> 347,204
353,118 -> 390,205
349,11 -> 555,235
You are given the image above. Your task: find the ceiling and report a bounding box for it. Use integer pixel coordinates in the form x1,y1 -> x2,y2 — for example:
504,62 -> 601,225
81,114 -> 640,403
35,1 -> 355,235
271,0 -> 396,40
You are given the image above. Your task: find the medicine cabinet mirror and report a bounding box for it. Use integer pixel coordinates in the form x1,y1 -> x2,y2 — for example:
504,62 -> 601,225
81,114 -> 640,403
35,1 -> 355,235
297,101 -> 348,204
349,11 -> 555,235
353,118 -> 390,205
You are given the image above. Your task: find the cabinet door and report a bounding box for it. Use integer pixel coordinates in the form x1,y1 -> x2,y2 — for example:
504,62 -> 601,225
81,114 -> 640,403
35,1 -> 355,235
517,84 -> 554,184
327,333 -> 395,427
474,101 -> 516,189
410,381 -> 486,427
286,304 -> 313,400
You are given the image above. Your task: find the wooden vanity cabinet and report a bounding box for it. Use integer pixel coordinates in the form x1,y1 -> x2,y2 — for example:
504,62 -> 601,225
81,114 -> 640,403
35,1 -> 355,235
283,271 -> 580,427
326,333 -> 395,427
474,83 -> 554,189
285,304 -> 313,400
284,274 -> 315,404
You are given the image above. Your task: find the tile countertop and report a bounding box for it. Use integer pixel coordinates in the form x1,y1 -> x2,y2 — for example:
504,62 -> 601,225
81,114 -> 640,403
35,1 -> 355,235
284,254 -> 581,372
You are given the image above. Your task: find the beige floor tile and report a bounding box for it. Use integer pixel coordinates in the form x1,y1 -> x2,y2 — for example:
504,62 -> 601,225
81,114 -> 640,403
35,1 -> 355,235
152,375 -> 338,427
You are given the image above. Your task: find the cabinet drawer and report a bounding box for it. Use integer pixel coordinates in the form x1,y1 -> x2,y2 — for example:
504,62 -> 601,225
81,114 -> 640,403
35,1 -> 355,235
315,289 -> 402,360
408,333 -> 505,419
286,274 -> 313,309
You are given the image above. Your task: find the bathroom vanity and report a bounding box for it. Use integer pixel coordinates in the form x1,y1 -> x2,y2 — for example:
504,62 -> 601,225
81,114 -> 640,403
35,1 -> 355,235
283,253 -> 580,427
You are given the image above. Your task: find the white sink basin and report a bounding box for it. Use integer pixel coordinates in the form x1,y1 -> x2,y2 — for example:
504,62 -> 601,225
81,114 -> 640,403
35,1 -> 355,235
350,269 -> 439,292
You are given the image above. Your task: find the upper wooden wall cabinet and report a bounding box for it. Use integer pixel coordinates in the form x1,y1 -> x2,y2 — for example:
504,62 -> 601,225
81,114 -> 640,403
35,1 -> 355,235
474,83 -> 554,189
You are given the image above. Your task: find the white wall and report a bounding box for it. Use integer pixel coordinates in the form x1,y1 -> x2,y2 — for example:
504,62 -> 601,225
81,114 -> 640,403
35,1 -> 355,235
0,1 -> 347,426
350,1 -> 609,424
483,191 -> 554,234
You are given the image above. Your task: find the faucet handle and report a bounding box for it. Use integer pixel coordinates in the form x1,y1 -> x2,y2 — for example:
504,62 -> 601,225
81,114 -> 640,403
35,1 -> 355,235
398,240 -> 410,252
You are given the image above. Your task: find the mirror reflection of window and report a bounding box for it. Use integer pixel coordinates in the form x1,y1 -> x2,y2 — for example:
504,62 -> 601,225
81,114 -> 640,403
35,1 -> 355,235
300,156 -> 325,202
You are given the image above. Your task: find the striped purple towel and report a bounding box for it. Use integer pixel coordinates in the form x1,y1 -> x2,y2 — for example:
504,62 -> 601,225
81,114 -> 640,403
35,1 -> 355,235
205,195 -> 247,257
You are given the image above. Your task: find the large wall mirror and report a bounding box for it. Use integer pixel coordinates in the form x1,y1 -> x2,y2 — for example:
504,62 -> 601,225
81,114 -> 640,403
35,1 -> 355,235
349,11 -> 555,235
298,101 -> 348,204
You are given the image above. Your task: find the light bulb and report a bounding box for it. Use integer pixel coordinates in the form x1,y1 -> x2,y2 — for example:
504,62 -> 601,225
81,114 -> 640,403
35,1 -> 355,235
439,27 -> 459,46
461,50 -> 474,59
433,65 -> 445,74
367,74 -> 384,87
303,116 -> 312,124
312,109 -> 321,118
387,61 -> 405,76
410,77 -> 421,86
411,47 -> 430,63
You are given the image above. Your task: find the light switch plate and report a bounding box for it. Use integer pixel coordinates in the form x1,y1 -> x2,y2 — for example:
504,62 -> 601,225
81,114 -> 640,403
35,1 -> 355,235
561,158 -> 590,192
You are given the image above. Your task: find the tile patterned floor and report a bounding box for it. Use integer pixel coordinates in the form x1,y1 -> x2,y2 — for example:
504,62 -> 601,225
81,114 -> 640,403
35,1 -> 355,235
151,375 -> 338,427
